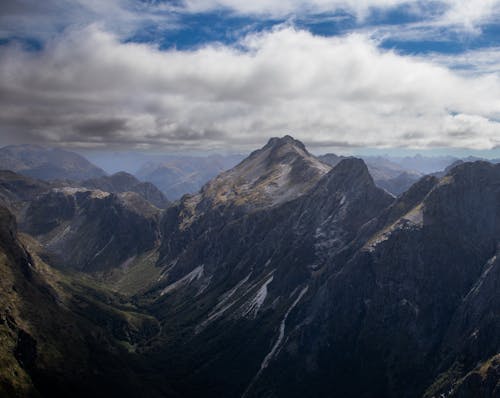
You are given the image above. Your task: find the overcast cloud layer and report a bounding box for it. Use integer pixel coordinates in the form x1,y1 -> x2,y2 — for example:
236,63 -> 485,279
0,1 -> 500,151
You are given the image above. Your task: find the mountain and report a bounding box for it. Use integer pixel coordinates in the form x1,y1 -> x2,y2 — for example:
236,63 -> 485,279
82,171 -> 169,209
253,160 -> 500,398
149,147 -> 500,397
0,145 -> 106,181
136,154 -> 244,200
21,187 -> 161,272
3,136 -> 500,398
0,170 -> 163,274
187,135 -> 330,210
319,153 -> 423,196
138,137 -> 393,397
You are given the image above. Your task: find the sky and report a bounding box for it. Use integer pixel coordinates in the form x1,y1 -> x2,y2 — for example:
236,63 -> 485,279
1,0 -> 500,155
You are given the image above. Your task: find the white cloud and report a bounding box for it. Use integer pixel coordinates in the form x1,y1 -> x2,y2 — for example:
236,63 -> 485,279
441,0 -> 500,32
0,25 -> 500,150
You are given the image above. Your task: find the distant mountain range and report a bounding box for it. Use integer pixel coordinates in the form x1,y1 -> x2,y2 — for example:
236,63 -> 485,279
1,137 -> 500,397
0,144 -> 106,181
135,154 -> 245,200
5,143 -> 499,200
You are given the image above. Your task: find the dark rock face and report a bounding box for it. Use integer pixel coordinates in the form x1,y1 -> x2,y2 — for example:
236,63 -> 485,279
0,145 -> 106,181
254,162 -> 500,398
147,139 -> 394,397
319,153 -> 422,196
83,171 -> 169,208
22,188 -> 161,272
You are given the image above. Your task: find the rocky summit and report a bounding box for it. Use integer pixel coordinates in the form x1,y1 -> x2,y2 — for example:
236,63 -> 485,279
1,136 -> 500,398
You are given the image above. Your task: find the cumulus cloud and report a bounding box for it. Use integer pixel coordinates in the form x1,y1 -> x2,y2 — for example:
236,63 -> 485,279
0,25 -> 500,150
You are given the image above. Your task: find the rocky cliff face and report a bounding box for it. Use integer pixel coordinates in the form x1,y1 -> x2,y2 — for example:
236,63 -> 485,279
252,161 -> 500,398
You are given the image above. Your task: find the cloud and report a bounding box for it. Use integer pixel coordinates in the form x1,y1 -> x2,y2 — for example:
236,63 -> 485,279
0,0 -> 179,41
440,0 -> 500,32
0,25 -> 500,151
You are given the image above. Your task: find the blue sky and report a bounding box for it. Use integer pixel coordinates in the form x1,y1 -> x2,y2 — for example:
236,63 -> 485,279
0,0 -> 500,155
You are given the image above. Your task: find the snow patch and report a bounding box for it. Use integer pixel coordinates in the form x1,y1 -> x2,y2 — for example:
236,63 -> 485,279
259,285 -> 308,370
92,235 -> 114,259
214,273 -> 251,312
160,265 -> 204,296
243,275 -> 274,318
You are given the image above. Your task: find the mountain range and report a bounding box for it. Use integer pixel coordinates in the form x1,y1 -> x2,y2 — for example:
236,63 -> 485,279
0,145 -> 106,182
0,136 -> 499,397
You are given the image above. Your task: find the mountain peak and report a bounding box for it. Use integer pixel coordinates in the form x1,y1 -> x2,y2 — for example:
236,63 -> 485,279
319,157 -> 378,195
265,135 -> 306,151
182,136 -> 331,215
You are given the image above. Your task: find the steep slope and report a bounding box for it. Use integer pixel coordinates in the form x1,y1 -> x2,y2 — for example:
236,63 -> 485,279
251,161 -> 500,398
21,188 -> 161,272
82,171 -> 169,209
139,137 -> 393,397
0,145 -> 106,181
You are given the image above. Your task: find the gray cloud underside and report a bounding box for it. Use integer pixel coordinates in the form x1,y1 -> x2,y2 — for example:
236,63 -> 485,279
1,23 -> 500,151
